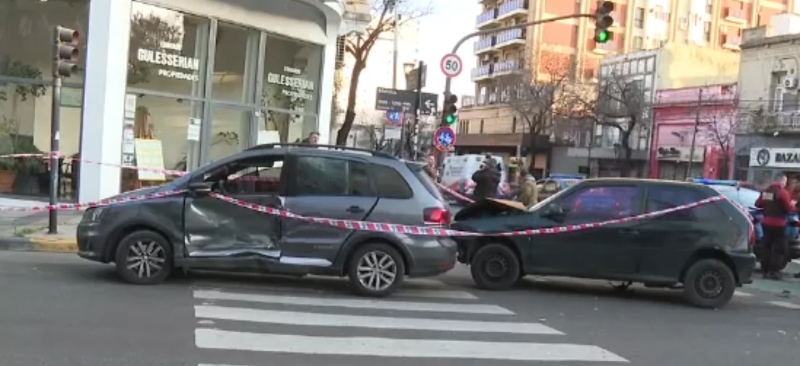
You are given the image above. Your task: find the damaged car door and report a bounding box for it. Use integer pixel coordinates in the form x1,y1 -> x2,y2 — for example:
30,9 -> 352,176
183,154 -> 286,259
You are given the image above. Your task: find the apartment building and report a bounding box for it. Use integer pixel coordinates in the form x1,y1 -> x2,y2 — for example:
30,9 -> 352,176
734,14 -> 800,183
459,0 -> 800,175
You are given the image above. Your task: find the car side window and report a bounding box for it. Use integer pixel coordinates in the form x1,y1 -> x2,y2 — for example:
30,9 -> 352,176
557,186 -> 640,220
646,186 -> 716,220
294,156 -> 376,197
202,156 -> 284,195
372,164 -> 413,199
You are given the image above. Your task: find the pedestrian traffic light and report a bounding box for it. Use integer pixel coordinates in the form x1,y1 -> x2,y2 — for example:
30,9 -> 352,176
594,1 -> 614,44
443,94 -> 458,125
54,26 -> 79,78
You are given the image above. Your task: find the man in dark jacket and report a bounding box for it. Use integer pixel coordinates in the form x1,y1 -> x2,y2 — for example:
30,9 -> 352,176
472,159 -> 500,200
755,173 -> 796,280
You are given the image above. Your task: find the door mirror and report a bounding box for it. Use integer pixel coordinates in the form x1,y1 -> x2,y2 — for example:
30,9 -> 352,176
541,203 -> 565,219
188,181 -> 213,196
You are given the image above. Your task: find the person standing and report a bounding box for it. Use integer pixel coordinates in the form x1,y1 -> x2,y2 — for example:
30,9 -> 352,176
301,132 -> 320,145
423,155 -> 438,181
471,159 -> 500,200
517,170 -> 538,208
755,173 -> 796,280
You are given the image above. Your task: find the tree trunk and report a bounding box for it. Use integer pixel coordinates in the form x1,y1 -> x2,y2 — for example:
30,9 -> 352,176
620,130 -> 633,177
335,60 -> 365,146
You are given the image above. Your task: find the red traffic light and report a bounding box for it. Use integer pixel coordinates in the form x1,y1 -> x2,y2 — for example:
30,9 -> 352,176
56,26 -> 79,44
445,94 -> 458,105
598,1 -> 614,13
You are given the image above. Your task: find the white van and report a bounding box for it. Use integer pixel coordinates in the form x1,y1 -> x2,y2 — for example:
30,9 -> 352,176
441,154 -> 510,199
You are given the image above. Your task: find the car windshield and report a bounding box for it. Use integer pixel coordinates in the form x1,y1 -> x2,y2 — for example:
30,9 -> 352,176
711,186 -> 760,208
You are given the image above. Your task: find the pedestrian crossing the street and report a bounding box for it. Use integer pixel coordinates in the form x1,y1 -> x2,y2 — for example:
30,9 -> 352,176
190,278 -> 629,364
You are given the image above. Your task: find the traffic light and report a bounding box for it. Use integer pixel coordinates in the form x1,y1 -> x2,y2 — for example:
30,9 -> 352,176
594,1 -> 614,44
54,26 -> 79,78
442,94 -> 458,125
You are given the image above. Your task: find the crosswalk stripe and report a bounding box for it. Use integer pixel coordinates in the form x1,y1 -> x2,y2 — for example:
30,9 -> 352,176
195,305 -> 563,335
195,329 -> 629,362
734,290 -> 753,297
767,301 -> 800,309
192,281 -> 477,300
396,288 -> 478,299
194,290 -> 514,315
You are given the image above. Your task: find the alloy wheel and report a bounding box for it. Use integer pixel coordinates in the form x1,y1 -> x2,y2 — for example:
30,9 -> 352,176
356,251 -> 397,292
125,240 -> 167,279
695,269 -> 724,299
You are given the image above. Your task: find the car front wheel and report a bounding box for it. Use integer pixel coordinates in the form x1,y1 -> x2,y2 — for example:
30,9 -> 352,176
682,259 -> 735,309
114,230 -> 173,285
470,244 -> 520,290
347,243 -> 405,297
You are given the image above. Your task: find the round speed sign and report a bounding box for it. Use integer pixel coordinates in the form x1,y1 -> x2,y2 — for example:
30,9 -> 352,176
440,54 -> 463,77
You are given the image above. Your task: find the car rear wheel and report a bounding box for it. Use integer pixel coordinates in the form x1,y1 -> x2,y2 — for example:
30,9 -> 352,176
114,230 -> 173,285
682,259 -> 735,309
470,244 -> 520,290
347,243 -> 405,298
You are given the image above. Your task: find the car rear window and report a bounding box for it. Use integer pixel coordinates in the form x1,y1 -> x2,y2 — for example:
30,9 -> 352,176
373,164 -> 413,199
711,186 -> 759,208
405,162 -> 445,201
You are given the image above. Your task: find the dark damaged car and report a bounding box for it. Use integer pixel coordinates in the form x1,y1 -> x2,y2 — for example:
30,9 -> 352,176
77,144 -> 456,297
452,179 -> 756,309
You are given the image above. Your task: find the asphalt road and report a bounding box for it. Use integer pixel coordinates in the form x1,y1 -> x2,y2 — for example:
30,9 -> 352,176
1,251 -> 799,366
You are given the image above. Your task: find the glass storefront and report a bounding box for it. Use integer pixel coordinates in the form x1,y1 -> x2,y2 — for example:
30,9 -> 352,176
122,1 -> 323,192
0,0 -> 89,199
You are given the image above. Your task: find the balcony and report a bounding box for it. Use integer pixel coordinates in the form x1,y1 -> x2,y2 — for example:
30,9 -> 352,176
476,8 -> 498,28
493,58 -> 521,75
722,35 -> 742,50
740,111 -> 800,133
471,65 -> 493,81
474,36 -> 495,54
724,7 -> 747,24
494,28 -> 526,48
497,0 -> 528,21
592,41 -> 617,54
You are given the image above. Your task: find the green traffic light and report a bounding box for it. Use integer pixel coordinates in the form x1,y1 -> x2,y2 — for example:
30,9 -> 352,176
596,30 -> 610,43
446,114 -> 457,124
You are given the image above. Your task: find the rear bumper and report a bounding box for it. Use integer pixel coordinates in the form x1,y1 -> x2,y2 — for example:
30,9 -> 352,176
730,252 -> 757,285
407,237 -> 457,277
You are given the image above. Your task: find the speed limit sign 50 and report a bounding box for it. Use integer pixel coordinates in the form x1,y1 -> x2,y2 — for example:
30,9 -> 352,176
440,54 -> 463,78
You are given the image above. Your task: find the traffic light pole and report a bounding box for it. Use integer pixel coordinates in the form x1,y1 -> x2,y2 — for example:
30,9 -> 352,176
48,73 -> 62,234
437,13 -> 596,166
412,61 -> 424,160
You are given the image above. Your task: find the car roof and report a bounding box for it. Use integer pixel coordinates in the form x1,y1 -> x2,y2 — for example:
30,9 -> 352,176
246,143 -> 397,160
575,178 -> 718,194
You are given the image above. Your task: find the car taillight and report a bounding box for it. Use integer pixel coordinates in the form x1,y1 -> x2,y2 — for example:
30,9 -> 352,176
424,207 -> 451,227
748,225 -> 756,248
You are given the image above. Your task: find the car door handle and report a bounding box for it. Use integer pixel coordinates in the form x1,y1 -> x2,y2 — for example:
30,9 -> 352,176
619,228 -> 639,236
346,206 -> 365,214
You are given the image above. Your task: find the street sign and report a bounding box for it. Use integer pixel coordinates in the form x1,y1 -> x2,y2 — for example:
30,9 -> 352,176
375,87 -> 438,115
434,126 -> 456,151
386,110 -> 403,126
440,54 -> 462,77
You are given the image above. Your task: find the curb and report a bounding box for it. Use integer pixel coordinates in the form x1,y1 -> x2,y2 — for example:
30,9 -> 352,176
0,236 -> 78,253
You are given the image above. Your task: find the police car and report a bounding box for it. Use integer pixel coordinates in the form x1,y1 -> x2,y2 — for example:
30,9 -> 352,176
689,179 -> 800,266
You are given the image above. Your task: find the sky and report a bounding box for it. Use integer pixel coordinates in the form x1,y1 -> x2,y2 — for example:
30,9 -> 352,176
416,0 -> 480,98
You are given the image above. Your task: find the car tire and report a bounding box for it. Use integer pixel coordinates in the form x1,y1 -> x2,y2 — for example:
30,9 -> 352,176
470,244 -> 520,290
682,259 -> 736,309
114,230 -> 173,285
347,243 -> 405,298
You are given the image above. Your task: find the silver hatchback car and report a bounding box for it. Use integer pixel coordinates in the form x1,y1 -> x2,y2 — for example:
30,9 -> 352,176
76,144 -> 457,297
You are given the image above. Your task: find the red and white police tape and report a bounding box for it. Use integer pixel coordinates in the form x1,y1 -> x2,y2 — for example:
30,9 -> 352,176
210,192 -> 725,237
0,190 -> 185,212
435,182 -> 475,204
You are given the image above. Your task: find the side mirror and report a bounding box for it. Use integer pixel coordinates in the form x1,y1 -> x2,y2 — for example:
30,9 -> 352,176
188,181 -> 213,196
541,203 -> 565,219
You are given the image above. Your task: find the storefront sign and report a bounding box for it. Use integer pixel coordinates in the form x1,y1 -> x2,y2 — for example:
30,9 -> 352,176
750,148 -> 800,168
134,139 -> 166,181
187,118 -> 201,141
266,66 -> 315,101
121,94 -> 137,167
136,48 -> 200,81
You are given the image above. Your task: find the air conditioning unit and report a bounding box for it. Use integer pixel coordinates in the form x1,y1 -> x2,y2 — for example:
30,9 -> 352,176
679,17 -> 688,30
784,76 -> 797,89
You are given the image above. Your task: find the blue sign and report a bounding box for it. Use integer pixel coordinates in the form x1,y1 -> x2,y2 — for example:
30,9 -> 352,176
434,127 -> 456,151
386,110 -> 403,126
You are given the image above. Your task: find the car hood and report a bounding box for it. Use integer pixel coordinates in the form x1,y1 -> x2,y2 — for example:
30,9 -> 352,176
107,185 -> 164,201
452,198 -> 529,233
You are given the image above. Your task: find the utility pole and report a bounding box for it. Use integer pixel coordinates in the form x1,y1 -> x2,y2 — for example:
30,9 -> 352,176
436,12 -> 603,167
686,88 -> 703,179
412,61 -> 425,160
49,26 -> 80,234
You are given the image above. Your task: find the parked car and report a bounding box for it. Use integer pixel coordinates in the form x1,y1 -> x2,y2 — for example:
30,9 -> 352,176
536,174 -> 584,201
76,144 -> 457,297
689,179 -> 800,266
452,178 -> 756,309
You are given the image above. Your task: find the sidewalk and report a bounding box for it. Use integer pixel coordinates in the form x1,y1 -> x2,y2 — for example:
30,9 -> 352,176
0,209 -> 80,252
745,261 -> 800,298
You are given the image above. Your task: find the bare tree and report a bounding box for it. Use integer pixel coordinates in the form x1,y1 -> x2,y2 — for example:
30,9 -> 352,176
569,71 -> 650,176
335,0 -> 431,146
701,103 -> 740,179
495,55 -> 574,136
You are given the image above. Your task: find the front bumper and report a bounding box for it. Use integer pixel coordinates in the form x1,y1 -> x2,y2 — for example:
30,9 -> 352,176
76,221 -> 108,263
730,252 -> 757,285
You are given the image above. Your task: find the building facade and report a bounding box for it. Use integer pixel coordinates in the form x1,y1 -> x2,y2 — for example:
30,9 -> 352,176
735,15 -> 800,183
0,0 -> 363,202
650,84 -> 737,180
458,0 -> 795,174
